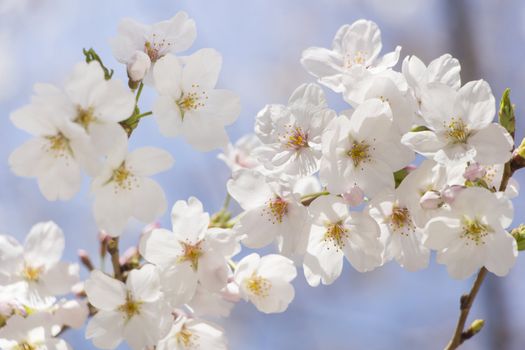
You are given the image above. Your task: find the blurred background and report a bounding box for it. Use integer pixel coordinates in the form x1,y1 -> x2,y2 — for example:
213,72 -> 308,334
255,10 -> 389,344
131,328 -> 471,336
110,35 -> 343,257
1,0 -> 525,349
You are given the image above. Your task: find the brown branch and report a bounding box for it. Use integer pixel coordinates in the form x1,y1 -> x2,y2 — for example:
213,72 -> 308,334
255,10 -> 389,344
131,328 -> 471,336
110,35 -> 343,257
107,237 -> 122,281
445,268 -> 488,349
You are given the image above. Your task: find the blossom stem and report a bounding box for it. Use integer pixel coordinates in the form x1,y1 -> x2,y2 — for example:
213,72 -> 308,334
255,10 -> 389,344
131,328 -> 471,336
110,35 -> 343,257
300,191 -> 330,206
445,158 -> 515,349
445,267 -> 488,349
107,237 -> 123,281
135,111 -> 153,119
135,82 -> 144,103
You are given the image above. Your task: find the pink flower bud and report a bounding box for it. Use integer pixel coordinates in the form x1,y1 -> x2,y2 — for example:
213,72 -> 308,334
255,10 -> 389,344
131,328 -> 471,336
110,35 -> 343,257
127,51 -> 151,82
419,190 -> 442,209
463,163 -> 487,181
441,185 -> 465,204
120,246 -> 138,265
342,186 -> 365,206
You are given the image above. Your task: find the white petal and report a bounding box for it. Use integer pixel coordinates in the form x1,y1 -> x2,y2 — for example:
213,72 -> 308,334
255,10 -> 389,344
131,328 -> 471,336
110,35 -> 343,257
423,216 -> 461,250
227,169 -> 273,210
139,229 -> 182,267
153,54 -> 183,97
484,232 -> 517,277
182,48 -> 222,90
127,264 -> 161,302
84,270 -> 126,310
86,311 -> 125,350
201,89 -> 241,125
171,197 -> 209,241
153,95 -> 183,137
468,124 -> 513,165
24,221 -> 64,269
457,79 -> 495,129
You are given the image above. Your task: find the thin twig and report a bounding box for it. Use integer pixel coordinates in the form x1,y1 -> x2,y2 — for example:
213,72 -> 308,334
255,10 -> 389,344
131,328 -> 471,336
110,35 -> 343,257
107,237 -> 122,281
445,268 -> 488,349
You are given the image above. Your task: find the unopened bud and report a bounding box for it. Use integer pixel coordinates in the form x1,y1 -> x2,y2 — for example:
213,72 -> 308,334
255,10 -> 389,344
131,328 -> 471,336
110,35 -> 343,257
120,246 -> 139,266
342,186 -> 365,206
498,88 -> 515,138
78,249 -> 94,271
441,185 -> 465,204
463,163 -> 487,181
419,190 -> 442,209
511,224 -> 525,251
127,51 -> 151,84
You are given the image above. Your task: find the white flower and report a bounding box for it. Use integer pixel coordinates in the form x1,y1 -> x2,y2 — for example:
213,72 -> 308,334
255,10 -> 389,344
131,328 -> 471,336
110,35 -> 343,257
395,160 -> 449,228
186,283 -> 236,318
227,170 -> 308,257
424,187 -> 517,279
0,313 -> 71,350
91,135 -> 174,236
402,54 -> 461,113
401,80 -> 513,165
9,84 -> 98,201
63,61 -> 136,155
111,12 -> 196,83
156,316 -> 227,350
85,265 -> 171,350
234,253 -> 296,314
217,134 -> 262,173
342,75 -> 416,134
303,195 -> 382,286
254,84 -> 336,177
319,99 -> 414,198
367,190 -> 430,271
152,50 -> 241,151
301,19 -> 401,93
0,222 -> 79,305
139,197 -> 239,305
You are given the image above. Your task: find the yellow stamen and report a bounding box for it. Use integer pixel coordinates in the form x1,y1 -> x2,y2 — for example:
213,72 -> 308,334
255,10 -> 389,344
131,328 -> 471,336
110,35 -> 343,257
177,241 -> 204,270
265,197 -> 289,223
118,293 -> 142,320
347,140 -> 371,167
286,127 -> 309,150
461,217 -> 492,245
245,274 -> 271,298
74,106 -> 95,130
323,222 -> 349,250
176,325 -> 196,347
446,118 -> 470,144
22,265 -> 43,282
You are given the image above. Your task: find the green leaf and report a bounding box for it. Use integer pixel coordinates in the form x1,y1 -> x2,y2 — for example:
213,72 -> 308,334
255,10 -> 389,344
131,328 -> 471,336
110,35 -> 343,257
498,88 -> 515,138
410,125 -> 430,132
393,168 -> 410,188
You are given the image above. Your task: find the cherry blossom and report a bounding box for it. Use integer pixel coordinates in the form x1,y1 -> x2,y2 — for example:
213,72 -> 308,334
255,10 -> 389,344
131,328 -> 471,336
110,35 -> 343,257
152,50 -> 241,151
234,253 -> 297,314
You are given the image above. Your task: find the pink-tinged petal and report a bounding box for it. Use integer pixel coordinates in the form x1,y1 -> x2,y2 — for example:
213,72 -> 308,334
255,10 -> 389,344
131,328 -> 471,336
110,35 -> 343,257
469,124 -> 513,165
84,270 -> 126,311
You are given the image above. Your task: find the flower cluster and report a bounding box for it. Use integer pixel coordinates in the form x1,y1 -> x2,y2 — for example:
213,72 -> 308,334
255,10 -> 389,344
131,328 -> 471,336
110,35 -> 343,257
2,14 -> 524,350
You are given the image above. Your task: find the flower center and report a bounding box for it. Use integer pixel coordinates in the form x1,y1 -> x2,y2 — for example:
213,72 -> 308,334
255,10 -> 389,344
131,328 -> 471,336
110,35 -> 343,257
446,118 -> 470,144
347,140 -> 371,167
110,163 -> 137,191
323,221 -> 349,251
389,205 -> 415,236
45,133 -> 71,158
118,293 -> 143,320
14,342 -> 36,350
144,34 -> 172,63
286,127 -> 309,150
22,264 -> 43,282
178,241 -> 204,270
461,217 -> 492,245
74,106 -> 95,131
245,274 -> 271,298
177,85 -> 207,118
344,50 -> 367,69
265,197 -> 289,223
176,325 -> 197,347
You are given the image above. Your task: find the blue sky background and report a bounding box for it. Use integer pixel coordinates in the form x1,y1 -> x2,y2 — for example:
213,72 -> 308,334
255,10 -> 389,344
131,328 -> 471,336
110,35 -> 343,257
1,0 -> 525,349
